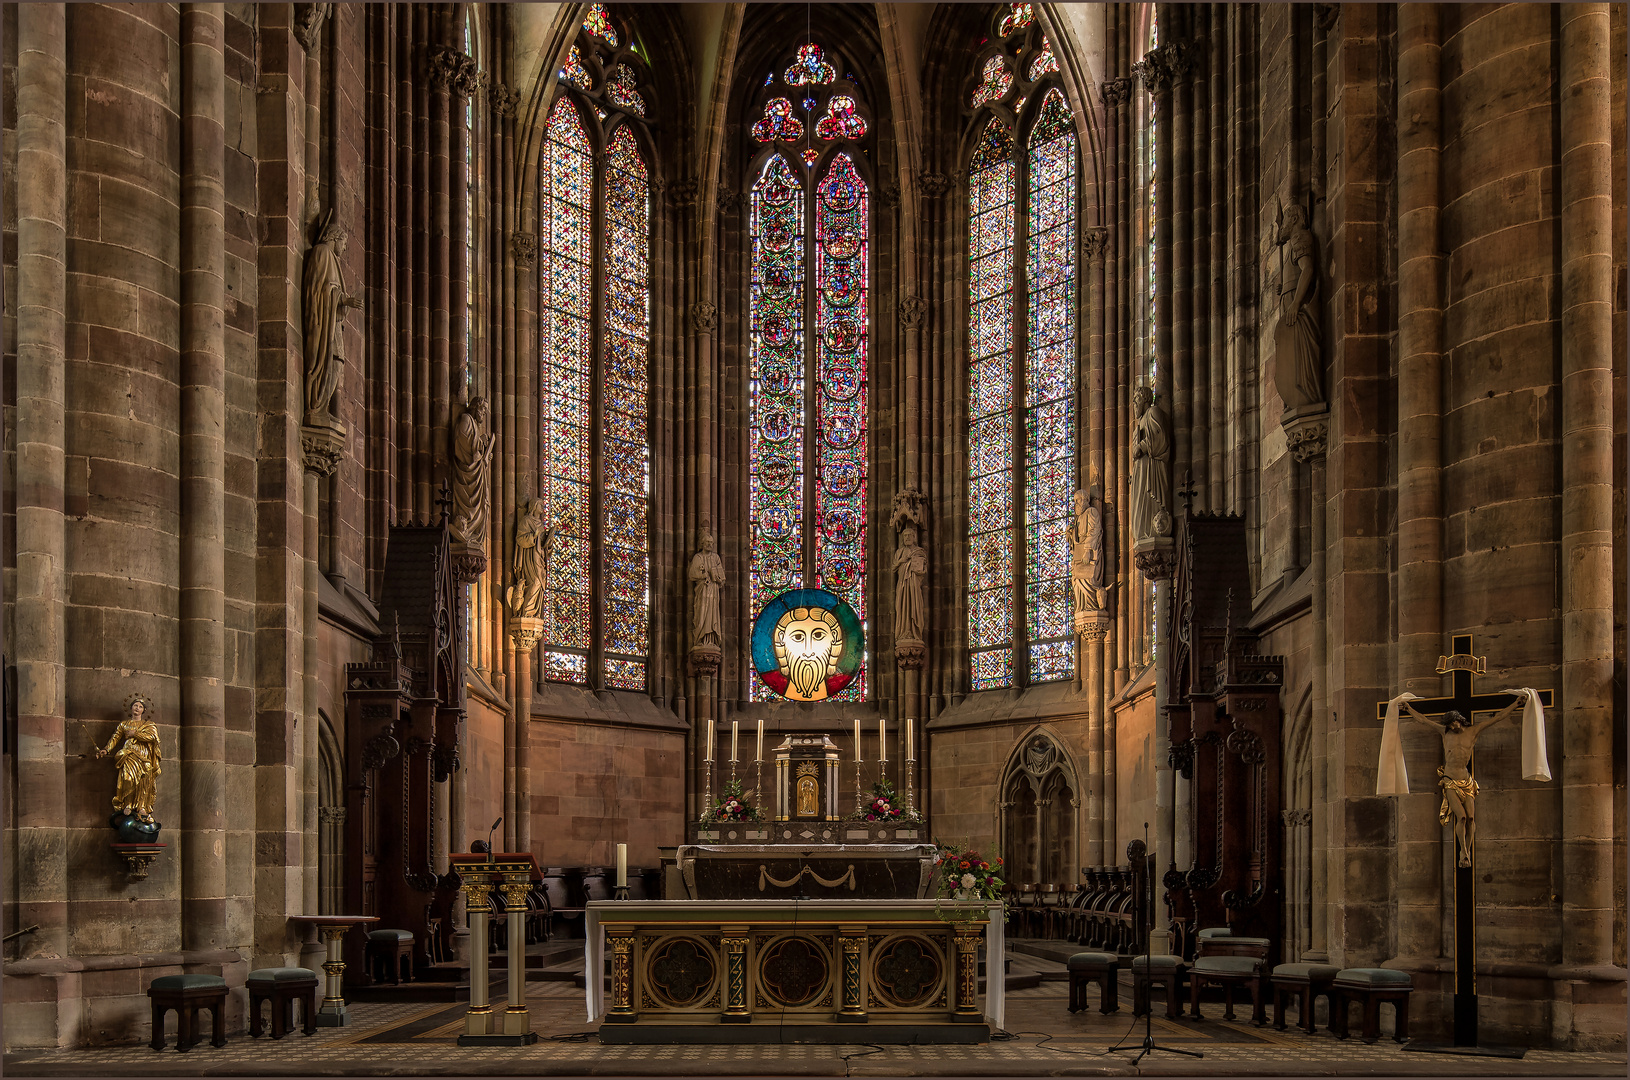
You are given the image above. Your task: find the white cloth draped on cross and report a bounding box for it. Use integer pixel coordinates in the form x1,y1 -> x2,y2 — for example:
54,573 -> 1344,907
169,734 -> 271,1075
1374,687 -> 1551,794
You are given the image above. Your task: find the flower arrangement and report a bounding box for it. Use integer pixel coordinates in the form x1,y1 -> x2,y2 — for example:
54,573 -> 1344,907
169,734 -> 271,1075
849,777 -> 917,822
700,777 -> 761,824
932,840 -> 1007,913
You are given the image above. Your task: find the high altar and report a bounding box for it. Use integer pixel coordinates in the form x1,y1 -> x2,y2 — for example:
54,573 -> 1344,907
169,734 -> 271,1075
585,728 -> 1005,1042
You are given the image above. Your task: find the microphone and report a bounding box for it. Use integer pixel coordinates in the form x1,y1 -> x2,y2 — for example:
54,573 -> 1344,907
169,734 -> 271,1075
487,817 -> 502,862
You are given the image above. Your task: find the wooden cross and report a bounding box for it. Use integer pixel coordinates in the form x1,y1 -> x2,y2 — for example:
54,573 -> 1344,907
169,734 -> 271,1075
1375,633 -> 1553,1052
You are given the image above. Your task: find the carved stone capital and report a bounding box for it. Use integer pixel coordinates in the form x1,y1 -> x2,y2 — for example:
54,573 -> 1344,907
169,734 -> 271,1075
1133,537 -> 1177,582
111,843 -> 166,883
917,171 -> 951,199
880,185 -> 901,209
510,231 -> 538,267
688,644 -> 722,678
894,640 -> 926,670
1282,405 -> 1329,464
670,177 -> 700,207
1100,77 -> 1134,107
1082,227 -> 1110,263
450,541 -> 489,585
487,81 -> 519,118
427,46 -> 480,98
301,421 -> 346,477
510,616 -> 546,653
293,4 -> 328,53
1074,611 -> 1111,642
318,805 -> 348,825
717,186 -> 745,214
898,296 -> 927,329
1133,41 -> 1194,95
688,301 -> 719,334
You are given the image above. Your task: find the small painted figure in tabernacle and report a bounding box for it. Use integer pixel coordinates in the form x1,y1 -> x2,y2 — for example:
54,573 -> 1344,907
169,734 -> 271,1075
96,694 -> 162,823
797,774 -> 819,817
1400,700 -> 1524,867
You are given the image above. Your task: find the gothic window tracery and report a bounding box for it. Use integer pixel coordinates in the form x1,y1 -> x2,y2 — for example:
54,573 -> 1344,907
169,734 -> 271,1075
538,6 -> 654,691
964,12 -> 1080,690
748,41 -> 872,701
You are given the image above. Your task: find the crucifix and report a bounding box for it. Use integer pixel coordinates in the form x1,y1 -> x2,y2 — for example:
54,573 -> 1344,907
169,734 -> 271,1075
1374,634 -> 1552,1050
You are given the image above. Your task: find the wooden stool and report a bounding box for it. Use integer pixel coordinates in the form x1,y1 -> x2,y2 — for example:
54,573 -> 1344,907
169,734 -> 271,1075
366,929 -> 415,984
1066,951 -> 1120,1014
246,967 -> 319,1039
1331,967 -> 1412,1044
1188,954 -> 1266,1023
147,974 -> 228,1052
1128,954 -> 1185,1019
1271,962 -> 1339,1033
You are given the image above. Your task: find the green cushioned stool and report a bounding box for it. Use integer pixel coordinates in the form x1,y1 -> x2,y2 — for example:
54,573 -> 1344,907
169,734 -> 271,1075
247,967 -> 318,1039
147,974 -> 228,1052
1066,951 -> 1120,1014
1127,954 -> 1185,1019
1189,953 -> 1267,1024
366,929 -> 415,984
1271,962 -> 1339,1034
1331,968 -> 1412,1044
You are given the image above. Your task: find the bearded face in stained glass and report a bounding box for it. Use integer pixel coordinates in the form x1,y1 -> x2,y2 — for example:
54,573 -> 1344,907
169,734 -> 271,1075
785,42 -> 837,86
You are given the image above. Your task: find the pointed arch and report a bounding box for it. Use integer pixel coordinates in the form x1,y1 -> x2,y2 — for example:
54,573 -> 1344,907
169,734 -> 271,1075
998,727 -> 1082,887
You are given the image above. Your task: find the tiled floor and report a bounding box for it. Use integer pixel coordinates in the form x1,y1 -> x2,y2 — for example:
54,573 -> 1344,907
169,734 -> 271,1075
5,953 -> 1624,1077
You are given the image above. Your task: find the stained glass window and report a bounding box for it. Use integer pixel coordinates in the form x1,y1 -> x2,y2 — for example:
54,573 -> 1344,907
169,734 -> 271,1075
1000,4 -> 1035,36
601,128 -> 651,690
748,42 -> 871,701
607,65 -> 646,117
965,26 -> 1079,690
967,120 -> 1016,691
1023,88 -> 1078,683
559,44 -> 592,90
970,56 -> 1014,109
582,2 -> 618,45
1028,38 -> 1058,79
749,155 -> 807,626
539,98 -> 594,685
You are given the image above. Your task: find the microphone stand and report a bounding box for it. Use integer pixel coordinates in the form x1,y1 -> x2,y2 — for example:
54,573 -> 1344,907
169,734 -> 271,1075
1109,823 -> 1202,1065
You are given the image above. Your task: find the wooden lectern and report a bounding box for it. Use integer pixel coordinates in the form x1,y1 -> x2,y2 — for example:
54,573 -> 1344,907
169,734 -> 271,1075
449,852 -> 541,1045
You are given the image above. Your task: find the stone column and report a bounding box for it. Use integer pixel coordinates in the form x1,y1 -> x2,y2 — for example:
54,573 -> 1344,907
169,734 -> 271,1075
1287,413 -> 1329,960
1081,623 -> 1109,866
1169,41 -> 1193,485
1391,2 -> 1446,973
1135,544 -> 1176,903
510,619 -> 544,856
179,1 -> 230,949
13,1 -> 68,963
1557,2 -> 1616,979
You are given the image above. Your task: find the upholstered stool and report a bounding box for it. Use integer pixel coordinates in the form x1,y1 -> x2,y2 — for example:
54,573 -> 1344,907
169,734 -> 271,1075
365,929 -> 415,984
147,974 -> 228,1052
1331,968 -> 1412,1044
246,967 -> 319,1039
1066,951 -> 1120,1014
1271,962 -> 1339,1033
1188,953 -> 1267,1023
1128,954 -> 1186,1019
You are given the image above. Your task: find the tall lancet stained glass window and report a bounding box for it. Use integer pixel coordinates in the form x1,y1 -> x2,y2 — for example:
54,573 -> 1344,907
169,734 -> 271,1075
748,42 -> 871,700
965,16 -> 1080,690
537,5 -> 654,691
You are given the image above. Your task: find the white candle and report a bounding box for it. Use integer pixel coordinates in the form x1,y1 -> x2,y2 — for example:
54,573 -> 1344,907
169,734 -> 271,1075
705,720 -> 714,763
854,719 -> 862,762
879,718 -> 887,763
756,719 -> 764,763
616,843 -> 627,887
906,718 -> 914,761
731,720 -> 739,763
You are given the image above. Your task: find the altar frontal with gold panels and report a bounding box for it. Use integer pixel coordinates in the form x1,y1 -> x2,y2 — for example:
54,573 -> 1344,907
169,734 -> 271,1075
589,900 -> 1000,1043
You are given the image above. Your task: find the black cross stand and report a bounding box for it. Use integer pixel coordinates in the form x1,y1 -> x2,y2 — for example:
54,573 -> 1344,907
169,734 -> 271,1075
1375,634 -> 1551,1057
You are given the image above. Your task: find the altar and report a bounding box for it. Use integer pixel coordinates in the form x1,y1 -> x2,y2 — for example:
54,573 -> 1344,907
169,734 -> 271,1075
586,899 -> 1004,1043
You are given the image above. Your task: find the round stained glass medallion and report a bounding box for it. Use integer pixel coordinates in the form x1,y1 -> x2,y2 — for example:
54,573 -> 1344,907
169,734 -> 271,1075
823,457 -> 862,497
761,222 -> 794,251
822,398 -> 863,448
750,589 -> 864,701
823,228 -> 861,259
760,315 -> 795,347
757,454 -> 797,491
761,179 -> 797,206
761,410 -> 796,442
823,356 -> 863,400
823,319 -> 862,353
821,177 -> 861,213
822,269 -> 861,307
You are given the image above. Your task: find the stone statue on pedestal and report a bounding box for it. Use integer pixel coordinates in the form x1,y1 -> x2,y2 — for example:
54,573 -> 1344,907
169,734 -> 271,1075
1130,385 -> 1172,544
302,213 -> 363,426
893,525 -> 927,645
1274,196 -> 1324,411
504,498 -> 552,620
688,522 -> 724,652
450,397 -> 494,547
1069,486 -> 1108,614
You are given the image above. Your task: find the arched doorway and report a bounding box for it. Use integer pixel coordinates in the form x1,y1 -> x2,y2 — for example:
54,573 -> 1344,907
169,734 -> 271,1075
998,732 -> 1079,891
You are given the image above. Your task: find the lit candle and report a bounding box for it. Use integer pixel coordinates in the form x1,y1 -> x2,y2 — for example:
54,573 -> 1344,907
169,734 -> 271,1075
756,719 -> 764,763
854,719 -> 862,761
616,843 -> 627,888
731,720 -> 739,763
906,718 -> 914,761
705,720 -> 714,763
879,718 -> 887,763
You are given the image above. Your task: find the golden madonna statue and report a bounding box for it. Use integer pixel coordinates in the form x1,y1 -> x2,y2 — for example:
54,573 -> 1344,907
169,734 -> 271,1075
96,693 -> 161,823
